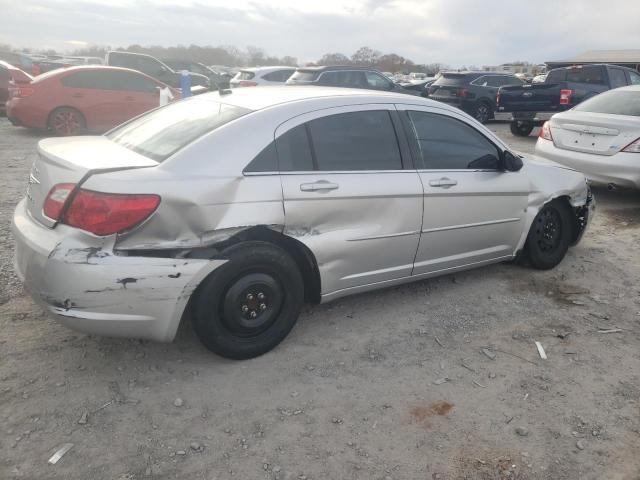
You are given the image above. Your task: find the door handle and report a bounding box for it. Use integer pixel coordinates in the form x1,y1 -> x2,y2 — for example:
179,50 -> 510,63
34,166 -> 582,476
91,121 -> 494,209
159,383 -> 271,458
300,181 -> 339,192
429,177 -> 458,188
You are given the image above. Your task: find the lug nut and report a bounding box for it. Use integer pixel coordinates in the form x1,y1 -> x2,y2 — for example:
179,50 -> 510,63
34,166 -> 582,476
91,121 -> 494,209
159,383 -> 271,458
260,303 -> 267,311
258,292 -> 265,300
249,311 -> 257,319
246,293 -> 254,301
241,305 -> 249,313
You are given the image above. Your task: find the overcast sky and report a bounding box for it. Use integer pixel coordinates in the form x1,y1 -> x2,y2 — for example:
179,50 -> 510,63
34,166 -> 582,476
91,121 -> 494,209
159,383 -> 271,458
1,0 -> 639,67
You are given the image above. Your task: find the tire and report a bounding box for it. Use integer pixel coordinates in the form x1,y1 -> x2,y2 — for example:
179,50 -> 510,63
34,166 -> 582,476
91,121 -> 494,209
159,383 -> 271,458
48,107 -> 86,136
191,241 -> 304,359
473,102 -> 492,124
524,200 -> 573,270
510,120 -> 534,137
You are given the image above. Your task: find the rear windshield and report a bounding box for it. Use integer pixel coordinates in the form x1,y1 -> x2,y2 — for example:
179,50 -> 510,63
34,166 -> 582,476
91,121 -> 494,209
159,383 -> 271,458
573,90 -> 640,117
287,70 -> 320,83
237,71 -> 255,80
107,97 -> 251,161
432,73 -> 476,86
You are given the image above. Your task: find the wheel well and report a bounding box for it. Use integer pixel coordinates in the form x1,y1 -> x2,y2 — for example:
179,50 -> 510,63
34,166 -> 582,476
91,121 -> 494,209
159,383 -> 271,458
201,226 -> 322,304
551,195 -> 580,243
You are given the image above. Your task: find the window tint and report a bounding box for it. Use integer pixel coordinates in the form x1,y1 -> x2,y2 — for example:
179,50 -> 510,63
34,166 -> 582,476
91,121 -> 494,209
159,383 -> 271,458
629,71 -> 640,85
307,110 -> 402,171
506,76 -> 524,85
365,72 -> 393,90
287,70 -> 320,83
135,56 -> 163,74
244,142 -> 277,172
62,71 -> 106,89
262,69 -> 294,82
407,111 -> 501,170
566,66 -> 604,85
276,125 -> 314,171
546,69 -> 565,83
109,54 -> 136,69
107,97 -> 250,162
609,69 -> 627,89
319,71 -> 367,88
62,71 -> 158,92
573,90 -> 640,117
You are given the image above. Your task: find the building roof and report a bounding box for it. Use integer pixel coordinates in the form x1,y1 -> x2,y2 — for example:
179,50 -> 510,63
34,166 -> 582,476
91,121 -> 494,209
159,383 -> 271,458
547,50 -> 640,65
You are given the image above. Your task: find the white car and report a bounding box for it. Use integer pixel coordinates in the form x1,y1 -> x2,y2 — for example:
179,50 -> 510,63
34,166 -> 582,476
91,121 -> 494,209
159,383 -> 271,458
535,85 -> 640,189
230,66 -> 296,87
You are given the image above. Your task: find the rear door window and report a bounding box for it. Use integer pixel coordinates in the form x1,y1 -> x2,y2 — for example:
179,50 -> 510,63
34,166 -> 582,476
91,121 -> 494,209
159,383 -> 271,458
109,71 -> 159,93
609,69 -> 627,89
262,70 -> 294,82
244,125 -> 315,172
566,66 -> 605,85
61,71 -> 108,89
365,72 -> 393,90
628,71 -> 640,85
407,111 -> 501,170
546,69 -> 566,83
307,110 -> 402,171
287,70 -> 320,83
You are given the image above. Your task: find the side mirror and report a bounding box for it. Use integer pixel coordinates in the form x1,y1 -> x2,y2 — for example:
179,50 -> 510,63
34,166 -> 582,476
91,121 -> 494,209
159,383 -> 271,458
503,151 -> 523,172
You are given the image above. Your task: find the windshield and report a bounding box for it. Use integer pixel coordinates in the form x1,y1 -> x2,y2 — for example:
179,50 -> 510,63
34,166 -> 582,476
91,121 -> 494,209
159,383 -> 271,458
107,96 -> 251,161
573,89 -> 640,117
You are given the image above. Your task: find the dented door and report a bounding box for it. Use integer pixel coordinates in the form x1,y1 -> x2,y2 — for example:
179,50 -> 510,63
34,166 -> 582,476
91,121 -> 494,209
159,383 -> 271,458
277,105 -> 423,297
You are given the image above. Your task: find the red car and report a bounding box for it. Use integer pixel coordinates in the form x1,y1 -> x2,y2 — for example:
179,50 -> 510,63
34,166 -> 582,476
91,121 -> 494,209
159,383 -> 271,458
6,66 -> 179,135
0,60 -> 32,115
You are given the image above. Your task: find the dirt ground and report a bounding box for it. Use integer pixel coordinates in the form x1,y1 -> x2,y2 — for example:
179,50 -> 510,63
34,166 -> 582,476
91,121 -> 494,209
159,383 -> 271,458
1,117 -> 639,480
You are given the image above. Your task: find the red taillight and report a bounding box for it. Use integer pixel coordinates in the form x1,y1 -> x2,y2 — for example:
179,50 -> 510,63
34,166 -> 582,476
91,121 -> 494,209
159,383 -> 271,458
539,121 -> 553,141
457,88 -> 468,98
12,86 -> 35,98
496,92 -> 500,107
559,89 -> 573,105
43,183 -> 76,220
62,190 -> 160,236
238,80 -> 258,87
622,137 -> 640,153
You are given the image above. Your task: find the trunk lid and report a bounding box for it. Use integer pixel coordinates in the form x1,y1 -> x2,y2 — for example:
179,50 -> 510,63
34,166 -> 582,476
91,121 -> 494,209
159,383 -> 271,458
550,111 -> 640,156
27,136 -> 157,227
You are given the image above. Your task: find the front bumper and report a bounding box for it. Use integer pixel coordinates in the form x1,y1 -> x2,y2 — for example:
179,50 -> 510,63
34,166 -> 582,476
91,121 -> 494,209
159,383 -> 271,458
535,138 -> 640,189
12,199 -> 225,342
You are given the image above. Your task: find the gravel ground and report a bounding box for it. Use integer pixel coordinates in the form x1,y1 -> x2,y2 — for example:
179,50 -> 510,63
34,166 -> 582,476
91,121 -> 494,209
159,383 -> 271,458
1,118 -> 640,480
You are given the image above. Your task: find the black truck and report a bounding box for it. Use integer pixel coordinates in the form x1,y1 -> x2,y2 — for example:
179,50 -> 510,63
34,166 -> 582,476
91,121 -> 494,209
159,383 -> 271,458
497,64 -> 640,136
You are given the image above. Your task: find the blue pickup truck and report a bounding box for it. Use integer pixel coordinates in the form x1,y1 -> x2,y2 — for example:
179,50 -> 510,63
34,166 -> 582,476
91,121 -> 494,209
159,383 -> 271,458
497,64 -> 640,136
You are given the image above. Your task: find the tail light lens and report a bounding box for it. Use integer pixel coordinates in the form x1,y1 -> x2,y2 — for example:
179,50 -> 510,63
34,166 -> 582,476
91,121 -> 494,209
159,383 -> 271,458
457,88 -> 468,98
11,86 -> 35,98
622,137 -> 640,153
496,92 -> 500,107
43,184 -> 160,235
539,121 -> 553,141
559,89 -> 573,105
43,183 -> 76,220
238,80 -> 258,87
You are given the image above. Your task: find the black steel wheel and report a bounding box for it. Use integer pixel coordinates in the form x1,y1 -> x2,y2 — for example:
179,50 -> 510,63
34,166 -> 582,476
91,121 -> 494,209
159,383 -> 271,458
525,200 -> 573,270
192,241 -> 303,359
510,120 -> 534,137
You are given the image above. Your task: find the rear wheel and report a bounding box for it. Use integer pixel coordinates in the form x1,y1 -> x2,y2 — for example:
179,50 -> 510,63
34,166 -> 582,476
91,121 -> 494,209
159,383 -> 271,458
473,102 -> 492,124
525,200 -> 573,270
48,107 -> 86,136
191,242 -> 304,359
510,120 -> 534,137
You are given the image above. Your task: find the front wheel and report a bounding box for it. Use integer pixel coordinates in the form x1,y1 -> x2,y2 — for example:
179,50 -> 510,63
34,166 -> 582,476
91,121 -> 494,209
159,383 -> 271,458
191,242 -> 304,359
524,200 -> 573,270
510,120 -> 534,137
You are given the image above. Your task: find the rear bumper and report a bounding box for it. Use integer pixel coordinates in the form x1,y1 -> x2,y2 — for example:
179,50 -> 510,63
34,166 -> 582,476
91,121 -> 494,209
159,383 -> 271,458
535,139 -> 640,189
12,199 -> 225,342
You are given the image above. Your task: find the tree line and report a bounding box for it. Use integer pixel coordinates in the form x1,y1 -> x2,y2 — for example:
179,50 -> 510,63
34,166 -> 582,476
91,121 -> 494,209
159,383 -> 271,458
1,42 -> 449,74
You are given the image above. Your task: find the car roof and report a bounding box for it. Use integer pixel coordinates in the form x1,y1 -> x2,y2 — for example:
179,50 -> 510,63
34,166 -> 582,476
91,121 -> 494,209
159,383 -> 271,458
205,85 -> 458,112
551,63 -> 638,72
240,66 -> 296,73
296,65 -> 382,72
31,65 -> 167,83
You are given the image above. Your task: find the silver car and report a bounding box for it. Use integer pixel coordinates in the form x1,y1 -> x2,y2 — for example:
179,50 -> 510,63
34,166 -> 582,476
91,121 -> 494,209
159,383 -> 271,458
13,87 -> 594,359
535,85 -> 640,189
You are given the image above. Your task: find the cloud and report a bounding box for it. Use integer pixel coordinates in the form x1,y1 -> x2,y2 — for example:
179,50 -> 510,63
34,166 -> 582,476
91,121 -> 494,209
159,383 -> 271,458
1,0 -> 639,67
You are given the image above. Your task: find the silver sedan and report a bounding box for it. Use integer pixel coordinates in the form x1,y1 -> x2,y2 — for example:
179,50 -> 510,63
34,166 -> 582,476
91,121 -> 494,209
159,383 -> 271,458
13,87 -> 594,359
535,85 -> 640,189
